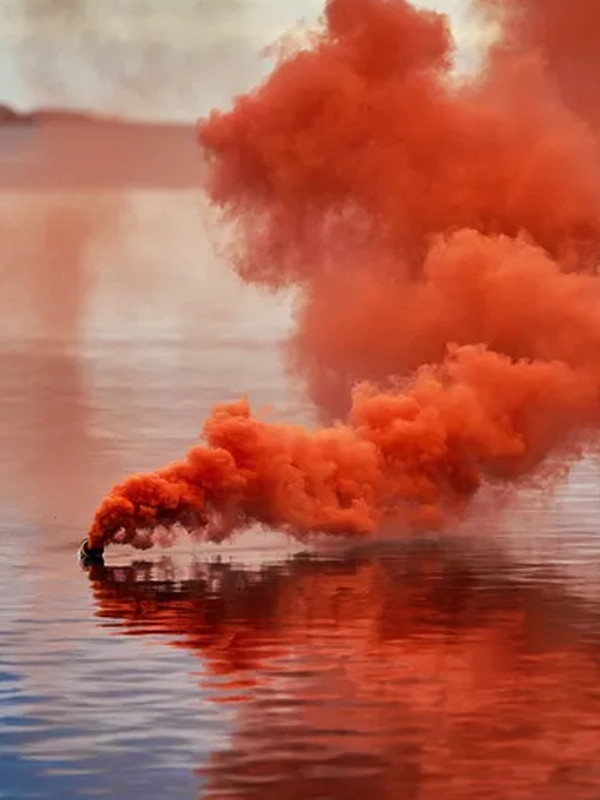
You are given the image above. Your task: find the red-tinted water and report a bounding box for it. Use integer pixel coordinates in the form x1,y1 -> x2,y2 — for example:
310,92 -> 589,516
1,186 -> 600,800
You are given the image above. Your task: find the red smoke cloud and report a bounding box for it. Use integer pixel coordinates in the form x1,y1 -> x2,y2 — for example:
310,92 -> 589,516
87,0 -> 600,553
477,0 -> 600,129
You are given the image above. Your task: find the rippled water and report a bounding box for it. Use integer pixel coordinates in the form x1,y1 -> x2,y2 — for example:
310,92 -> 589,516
2,187 -> 600,800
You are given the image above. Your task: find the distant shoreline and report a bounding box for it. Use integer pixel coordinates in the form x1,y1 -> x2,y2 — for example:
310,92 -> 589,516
0,105 -> 205,190
0,103 -> 195,130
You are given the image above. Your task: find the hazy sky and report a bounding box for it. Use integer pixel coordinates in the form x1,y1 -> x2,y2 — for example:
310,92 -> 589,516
0,0 -> 491,120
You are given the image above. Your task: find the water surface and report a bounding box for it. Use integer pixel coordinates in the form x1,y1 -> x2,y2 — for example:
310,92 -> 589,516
1,184 -> 600,800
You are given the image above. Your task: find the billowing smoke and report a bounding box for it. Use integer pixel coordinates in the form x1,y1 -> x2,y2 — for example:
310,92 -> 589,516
87,0 -> 600,553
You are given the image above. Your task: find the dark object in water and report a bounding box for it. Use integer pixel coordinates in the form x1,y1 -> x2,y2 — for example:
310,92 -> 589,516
78,539 -> 105,565
0,105 -> 35,125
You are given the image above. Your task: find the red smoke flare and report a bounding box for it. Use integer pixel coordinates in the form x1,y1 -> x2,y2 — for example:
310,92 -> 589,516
88,0 -> 600,553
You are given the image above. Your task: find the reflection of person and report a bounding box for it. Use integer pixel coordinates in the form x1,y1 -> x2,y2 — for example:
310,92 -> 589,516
0,197 -> 118,533
85,541 -> 600,800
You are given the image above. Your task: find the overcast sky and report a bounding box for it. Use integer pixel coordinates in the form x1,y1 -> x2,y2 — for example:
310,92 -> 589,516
0,0 -> 492,120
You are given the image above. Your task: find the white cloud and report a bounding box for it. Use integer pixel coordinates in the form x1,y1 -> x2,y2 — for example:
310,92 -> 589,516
0,0 -> 493,119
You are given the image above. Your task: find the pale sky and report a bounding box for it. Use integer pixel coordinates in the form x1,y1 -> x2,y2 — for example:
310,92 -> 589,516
0,0 -> 492,120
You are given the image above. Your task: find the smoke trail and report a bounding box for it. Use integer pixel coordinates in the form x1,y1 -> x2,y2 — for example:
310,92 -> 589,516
88,0 -> 600,553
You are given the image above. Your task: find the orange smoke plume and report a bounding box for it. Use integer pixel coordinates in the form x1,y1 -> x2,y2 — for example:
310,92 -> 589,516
88,0 -> 600,553
477,0 -> 600,130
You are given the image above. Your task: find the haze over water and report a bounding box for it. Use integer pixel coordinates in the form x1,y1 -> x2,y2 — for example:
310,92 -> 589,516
2,3 -> 600,799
